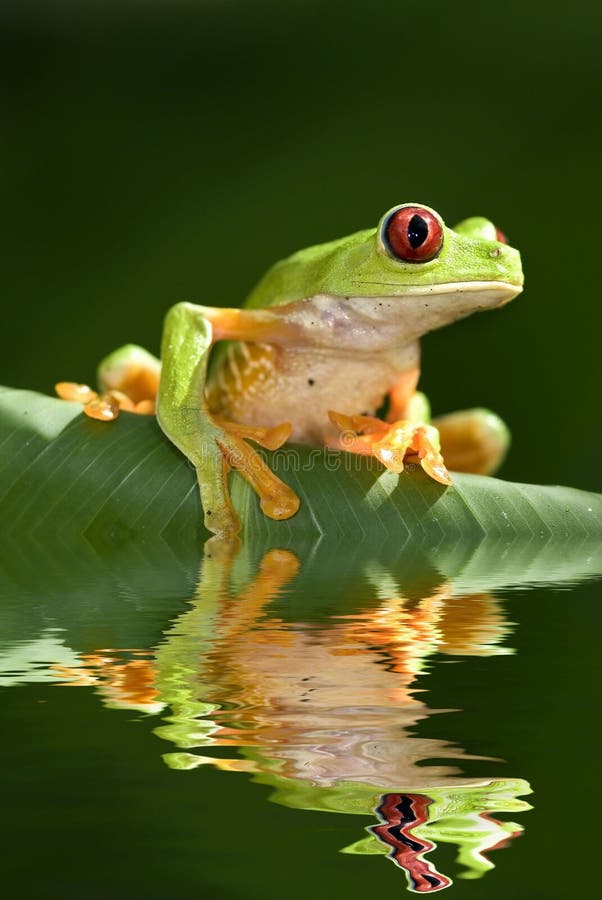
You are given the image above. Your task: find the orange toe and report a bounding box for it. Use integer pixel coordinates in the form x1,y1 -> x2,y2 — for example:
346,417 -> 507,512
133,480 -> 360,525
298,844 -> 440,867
55,381 -> 97,404
329,410 -> 452,487
83,393 -> 121,421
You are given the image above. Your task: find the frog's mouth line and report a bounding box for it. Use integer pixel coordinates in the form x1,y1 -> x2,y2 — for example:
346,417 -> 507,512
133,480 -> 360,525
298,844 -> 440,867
353,280 -> 523,305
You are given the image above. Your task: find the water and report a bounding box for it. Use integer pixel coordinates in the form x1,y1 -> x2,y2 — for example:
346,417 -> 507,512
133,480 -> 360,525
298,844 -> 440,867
1,539 -> 600,899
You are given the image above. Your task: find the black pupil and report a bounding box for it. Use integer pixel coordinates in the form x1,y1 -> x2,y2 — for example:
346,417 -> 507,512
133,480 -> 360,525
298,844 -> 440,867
407,214 -> 429,249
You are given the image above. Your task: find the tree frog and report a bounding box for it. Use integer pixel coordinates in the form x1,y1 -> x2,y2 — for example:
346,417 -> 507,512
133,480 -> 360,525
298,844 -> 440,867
56,203 -> 523,539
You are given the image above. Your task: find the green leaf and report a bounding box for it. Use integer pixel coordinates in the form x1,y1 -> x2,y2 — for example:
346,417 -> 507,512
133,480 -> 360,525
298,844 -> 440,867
1,386 -> 601,601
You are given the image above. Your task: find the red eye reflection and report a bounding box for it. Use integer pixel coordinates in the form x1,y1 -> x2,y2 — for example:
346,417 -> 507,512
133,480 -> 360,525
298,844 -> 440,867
384,206 -> 444,263
495,227 -> 508,244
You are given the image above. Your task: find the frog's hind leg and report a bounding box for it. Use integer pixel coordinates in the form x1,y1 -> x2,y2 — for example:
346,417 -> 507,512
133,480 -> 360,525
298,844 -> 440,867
98,344 -> 161,409
431,408 -> 510,476
157,302 -> 300,539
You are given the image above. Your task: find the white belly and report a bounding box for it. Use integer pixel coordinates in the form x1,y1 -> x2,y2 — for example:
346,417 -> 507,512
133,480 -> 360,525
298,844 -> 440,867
230,343 -> 419,444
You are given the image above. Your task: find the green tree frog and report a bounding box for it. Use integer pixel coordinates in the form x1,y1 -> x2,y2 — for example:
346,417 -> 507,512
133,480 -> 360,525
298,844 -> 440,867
56,203 -> 523,539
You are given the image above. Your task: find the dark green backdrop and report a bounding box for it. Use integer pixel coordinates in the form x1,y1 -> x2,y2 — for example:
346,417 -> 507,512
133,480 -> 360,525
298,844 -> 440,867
1,0 -> 600,489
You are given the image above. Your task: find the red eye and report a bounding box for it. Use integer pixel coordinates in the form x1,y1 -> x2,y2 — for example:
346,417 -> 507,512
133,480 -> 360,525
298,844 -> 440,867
384,206 -> 444,262
495,227 -> 508,244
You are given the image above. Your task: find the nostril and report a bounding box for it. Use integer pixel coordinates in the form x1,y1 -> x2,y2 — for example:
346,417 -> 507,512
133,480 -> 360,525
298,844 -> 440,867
490,247 -> 503,258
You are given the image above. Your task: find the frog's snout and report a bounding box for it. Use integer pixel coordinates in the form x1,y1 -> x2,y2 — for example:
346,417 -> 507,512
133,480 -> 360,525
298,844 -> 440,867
490,243 -> 524,293
497,282 -> 523,307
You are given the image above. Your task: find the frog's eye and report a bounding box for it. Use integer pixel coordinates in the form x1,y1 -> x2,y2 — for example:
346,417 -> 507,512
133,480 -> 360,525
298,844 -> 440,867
383,206 -> 444,263
495,227 -> 508,244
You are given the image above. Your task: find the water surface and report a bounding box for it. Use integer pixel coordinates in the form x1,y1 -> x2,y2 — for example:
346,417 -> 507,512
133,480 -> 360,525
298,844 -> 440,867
1,541 -> 600,898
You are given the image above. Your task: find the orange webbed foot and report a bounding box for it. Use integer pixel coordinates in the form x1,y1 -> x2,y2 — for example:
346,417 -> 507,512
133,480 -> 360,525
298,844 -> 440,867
55,381 -> 155,421
328,410 -> 452,486
218,422 -> 300,521
213,418 -> 292,452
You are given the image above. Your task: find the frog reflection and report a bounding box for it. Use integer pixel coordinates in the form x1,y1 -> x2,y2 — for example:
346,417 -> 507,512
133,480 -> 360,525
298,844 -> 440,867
37,548 -> 531,892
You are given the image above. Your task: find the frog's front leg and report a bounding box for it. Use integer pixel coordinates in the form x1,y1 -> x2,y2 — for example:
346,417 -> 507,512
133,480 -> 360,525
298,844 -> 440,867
389,371 -> 510,476
329,363 -> 509,482
329,406 -> 509,481
328,367 -> 452,486
329,408 -> 452,485
156,302 -> 300,539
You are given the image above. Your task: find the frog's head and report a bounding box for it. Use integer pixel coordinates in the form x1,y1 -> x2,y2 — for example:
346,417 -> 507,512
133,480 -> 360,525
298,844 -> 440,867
247,204 -> 523,341
318,203 -> 523,338
357,203 -> 522,293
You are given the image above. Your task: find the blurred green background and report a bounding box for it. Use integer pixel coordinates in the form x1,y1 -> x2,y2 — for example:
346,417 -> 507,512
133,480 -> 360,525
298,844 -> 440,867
1,0 -> 600,490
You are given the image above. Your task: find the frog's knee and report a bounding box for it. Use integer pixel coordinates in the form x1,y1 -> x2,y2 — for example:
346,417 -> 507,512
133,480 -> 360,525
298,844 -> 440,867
98,344 -> 161,404
432,408 -> 510,476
